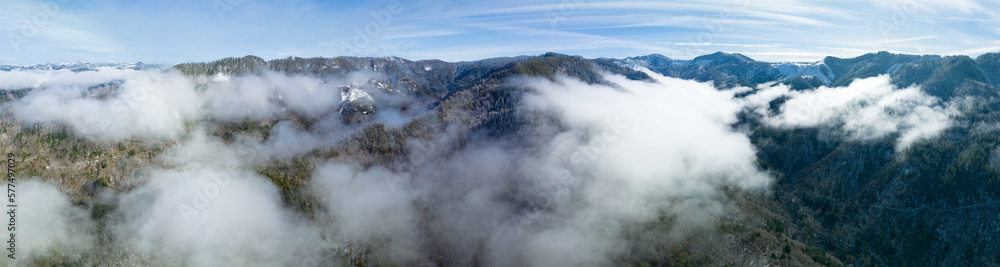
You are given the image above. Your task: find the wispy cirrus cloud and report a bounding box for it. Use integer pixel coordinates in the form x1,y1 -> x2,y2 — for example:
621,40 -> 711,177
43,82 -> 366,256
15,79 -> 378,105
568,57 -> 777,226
1,0 -> 998,64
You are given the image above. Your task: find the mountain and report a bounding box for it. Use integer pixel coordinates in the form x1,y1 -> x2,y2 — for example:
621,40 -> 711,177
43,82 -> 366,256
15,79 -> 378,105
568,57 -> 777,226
619,51 -> 1000,266
617,50 -> 1000,101
2,51 -> 1000,266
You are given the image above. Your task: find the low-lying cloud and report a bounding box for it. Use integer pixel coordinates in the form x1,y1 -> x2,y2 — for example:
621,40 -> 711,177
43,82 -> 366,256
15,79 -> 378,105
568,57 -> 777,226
301,69 -> 773,265
7,180 -> 95,261
10,70 -> 200,139
0,68 -> 137,90
3,67 -> 773,266
744,75 -> 959,150
110,132 -> 322,266
4,68 -> 403,141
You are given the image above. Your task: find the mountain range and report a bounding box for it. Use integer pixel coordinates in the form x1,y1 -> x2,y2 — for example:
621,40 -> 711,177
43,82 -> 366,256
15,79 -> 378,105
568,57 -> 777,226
2,51 -> 999,266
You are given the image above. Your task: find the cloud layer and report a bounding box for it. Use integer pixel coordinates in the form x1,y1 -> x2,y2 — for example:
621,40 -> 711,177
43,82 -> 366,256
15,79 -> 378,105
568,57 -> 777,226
4,65 -> 962,265
743,75 -> 959,150
2,67 -> 775,266
5,68 -> 406,141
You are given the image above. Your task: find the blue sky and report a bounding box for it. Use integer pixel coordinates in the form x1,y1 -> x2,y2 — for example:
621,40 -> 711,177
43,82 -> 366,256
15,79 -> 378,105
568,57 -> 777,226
1,0 -> 999,65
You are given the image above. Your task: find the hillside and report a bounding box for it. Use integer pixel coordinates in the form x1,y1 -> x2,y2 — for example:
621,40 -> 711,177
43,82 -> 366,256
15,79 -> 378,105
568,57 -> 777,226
2,51 -> 999,266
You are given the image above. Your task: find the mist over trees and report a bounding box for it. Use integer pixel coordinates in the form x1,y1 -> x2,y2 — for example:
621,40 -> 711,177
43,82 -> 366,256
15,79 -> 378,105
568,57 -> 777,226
1,51 -> 999,266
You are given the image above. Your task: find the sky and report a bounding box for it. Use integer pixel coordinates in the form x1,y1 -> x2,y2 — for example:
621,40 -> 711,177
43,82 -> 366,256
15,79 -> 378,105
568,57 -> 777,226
1,0 -> 999,65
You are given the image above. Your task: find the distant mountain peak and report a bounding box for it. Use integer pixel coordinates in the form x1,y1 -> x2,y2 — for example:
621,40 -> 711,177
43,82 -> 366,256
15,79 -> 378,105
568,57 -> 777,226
625,54 -> 674,66
0,62 -> 160,72
693,51 -> 754,63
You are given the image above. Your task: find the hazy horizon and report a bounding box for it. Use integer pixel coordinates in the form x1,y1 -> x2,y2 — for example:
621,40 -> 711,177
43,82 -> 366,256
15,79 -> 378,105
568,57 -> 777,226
2,0 -> 999,65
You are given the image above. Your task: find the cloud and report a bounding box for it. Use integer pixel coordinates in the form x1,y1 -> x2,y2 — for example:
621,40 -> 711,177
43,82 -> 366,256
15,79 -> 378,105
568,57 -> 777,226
522,70 -> 771,194
299,69 -> 771,265
874,0 -> 984,14
190,71 -> 351,121
516,70 -> 772,263
311,163 -> 423,263
2,68 -> 407,142
5,180 -> 95,262
0,68 -> 137,90
2,66 -> 773,265
9,69 -> 201,140
745,75 -> 959,150
104,131 -> 322,265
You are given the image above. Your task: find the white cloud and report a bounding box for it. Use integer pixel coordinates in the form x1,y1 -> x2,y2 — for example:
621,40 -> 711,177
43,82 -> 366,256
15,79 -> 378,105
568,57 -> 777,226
0,68 -> 136,90
748,75 -> 958,150
2,66 -> 775,265
512,70 -> 770,264
10,70 -> 201,140
293,69 -> 773,266
6,180 -> 95,263
3,69 -> 395,141
524,70 -> 771,193
111,131 -> 322,265
311,164 -> 423,263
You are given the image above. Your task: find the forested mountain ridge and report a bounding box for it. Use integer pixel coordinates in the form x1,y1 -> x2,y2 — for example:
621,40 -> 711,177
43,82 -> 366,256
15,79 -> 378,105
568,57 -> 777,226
621,51 -> 1000,266
2,50 -> 999,266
